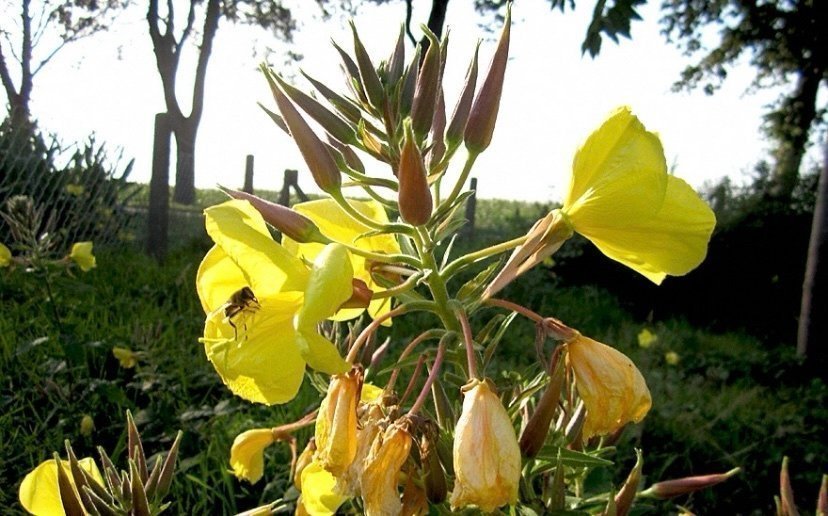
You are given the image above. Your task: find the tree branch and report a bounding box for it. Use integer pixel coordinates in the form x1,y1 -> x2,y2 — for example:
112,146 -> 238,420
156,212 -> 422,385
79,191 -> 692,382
0,42 -> 20,102
188,0 -> 220,122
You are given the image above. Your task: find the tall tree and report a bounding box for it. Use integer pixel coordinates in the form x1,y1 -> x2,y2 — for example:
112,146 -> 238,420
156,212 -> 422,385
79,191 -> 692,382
0,0 -> 127,130
147,0 -> 295,204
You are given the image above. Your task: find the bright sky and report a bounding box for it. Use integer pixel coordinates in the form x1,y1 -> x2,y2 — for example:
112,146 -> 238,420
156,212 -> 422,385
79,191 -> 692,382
4,0 -> 793,202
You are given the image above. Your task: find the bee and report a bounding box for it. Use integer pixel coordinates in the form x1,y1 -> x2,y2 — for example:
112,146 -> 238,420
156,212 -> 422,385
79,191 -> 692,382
213,286 -> 260,341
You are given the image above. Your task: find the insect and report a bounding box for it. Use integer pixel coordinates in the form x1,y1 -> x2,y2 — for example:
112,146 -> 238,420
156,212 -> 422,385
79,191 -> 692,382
215,286 -> 260,341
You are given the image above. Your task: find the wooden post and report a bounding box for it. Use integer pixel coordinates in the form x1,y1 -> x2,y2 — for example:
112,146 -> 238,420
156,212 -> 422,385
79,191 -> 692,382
279,169 -> 298,206
146,113 -> 170,261
243,154 -> 254,193
464,177 -> 478,238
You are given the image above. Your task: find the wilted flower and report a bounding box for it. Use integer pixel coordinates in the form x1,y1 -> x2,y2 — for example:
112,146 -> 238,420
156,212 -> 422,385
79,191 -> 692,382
637,328 -> 658,348
230,428 -> 277,484
79,415 -> 95,437
566,333 -> 651,440
361,421 -> 412,516
112,346 -> 139,368
69,242 -> 96,272
559,107 -> 716,284
450,379 -> 521,513
197,200 -> 353,404
315,368 -> 361,476
0,243 -> 11,267
19,457 -> 103,516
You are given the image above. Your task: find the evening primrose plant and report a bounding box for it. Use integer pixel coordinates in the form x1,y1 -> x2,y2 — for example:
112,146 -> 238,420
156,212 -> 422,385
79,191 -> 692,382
183,6 -> 732,515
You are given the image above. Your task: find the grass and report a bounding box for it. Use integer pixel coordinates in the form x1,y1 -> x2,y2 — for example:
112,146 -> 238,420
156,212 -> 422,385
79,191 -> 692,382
1,198 -> 825,514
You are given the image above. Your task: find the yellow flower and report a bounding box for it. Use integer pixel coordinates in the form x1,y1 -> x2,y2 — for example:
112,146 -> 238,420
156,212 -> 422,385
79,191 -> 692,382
112,346 -> 139,368
361,421 -> 412,516
196,200 -> 353,405
19,457 -> 103,516
79,415 -> 95,437
314,368 -> 360,476
0,243 -> 11,267
282,198 -> 402,325
637,328 -> 658,348
450,378 -> 521,513
300,461 -> 349,515
566,334 -> 652,440
336,400 -> 384,497
665,351 -> 680,365
230,428 -> 277,483
69,242 -> 96,272
64,184 -> 84,196
560,107 -> 716,284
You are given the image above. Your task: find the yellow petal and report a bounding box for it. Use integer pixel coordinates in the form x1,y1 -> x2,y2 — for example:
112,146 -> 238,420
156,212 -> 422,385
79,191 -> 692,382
205,200 -> 308,298
301,461 -> 349,515
230,428 -> 276,484
450,379 -> 521,513
576,176 -> 716,284
69,241 -> 96,272
295,244 -> 354,328
566,335 -> 652,440
563,107 -> 667,227
196,245 -> 250,314
295,330 -> 349,375
203,299 -> 306,404
315,371 -> 360,476
0,243 -> 11,267
362,423 -> 412,516
360,383 -> 384,403
19,458 -> 102,516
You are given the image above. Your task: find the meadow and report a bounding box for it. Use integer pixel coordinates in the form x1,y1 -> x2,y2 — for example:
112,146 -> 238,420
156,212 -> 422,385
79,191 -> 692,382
1,196 -> 825,514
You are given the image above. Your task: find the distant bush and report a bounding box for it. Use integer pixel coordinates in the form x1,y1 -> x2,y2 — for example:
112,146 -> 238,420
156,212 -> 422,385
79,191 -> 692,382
0,118 -> 139,252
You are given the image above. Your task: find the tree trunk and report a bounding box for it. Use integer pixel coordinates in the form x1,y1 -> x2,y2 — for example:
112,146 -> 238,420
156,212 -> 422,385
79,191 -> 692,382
172,121 -> 197,204
767,68 -> 821,201
425,0 -> 450,39
797,137 -> 828,367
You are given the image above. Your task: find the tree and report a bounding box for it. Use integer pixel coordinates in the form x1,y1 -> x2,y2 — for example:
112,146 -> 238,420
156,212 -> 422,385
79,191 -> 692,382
0,0 -> 127,130
147,0 -> 296,205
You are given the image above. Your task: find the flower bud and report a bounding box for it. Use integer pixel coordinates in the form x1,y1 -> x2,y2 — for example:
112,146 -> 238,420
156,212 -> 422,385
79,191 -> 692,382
339,278 -> 374,310
520,354 -> 565,457
397,121 -> 433,226
0,243 -> 11,267
230,428 -> 276,484
69,241 -> 96,272
445,44 -> 479,152
450,378 -> 520,513
411,29 -> 442,140
362,420 -> 412,516
328,136 -> 366,173
350,22 -> 385,109
270,72 -> 356,145
464,5 -> 510,153
566,334 -> 651,441
221,188 -> 331,245
302,70 -> 362,124
613,449 -> 643,516
315,368 -> 362,476
639,467 -> 741,499
817,474 -> 827,515
387,25 -> 406,86
780,456 -> 799,516
262,65 -> 342,194
399,46 -> 421,116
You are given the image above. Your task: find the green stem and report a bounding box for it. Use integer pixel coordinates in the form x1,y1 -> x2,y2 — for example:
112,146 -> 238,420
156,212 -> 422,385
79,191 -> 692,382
330,190 -> 412,235
340,167 -> 398,191
440,150 -> 479,215
340,242 -> 421,269
415,227 -> 461,333
371,272 -> 423,299
442,234 -> 528,279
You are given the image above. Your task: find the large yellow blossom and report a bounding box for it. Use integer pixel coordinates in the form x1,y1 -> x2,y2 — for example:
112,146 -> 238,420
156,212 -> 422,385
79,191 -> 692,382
197,200 -> 352,405
19,457 -> 103,515
282,199 -> 401,324
566,333 -> 652,440
560,107 -> 715,284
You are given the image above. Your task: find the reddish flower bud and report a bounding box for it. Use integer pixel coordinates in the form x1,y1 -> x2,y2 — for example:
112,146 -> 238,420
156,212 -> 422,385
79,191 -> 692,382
613,449 -> 643,516
780,457 -> 800,516
350,22 -> 385,109
400,46 -> 421,116
387,25 -> 406,85
464,5 -> 511,153
339,279 -> 374,310
398,121 -> 433,226
262,65 -> 342,194
445,44 -> 479,152
640,467 -> 741,499
411,28 -> 442,140
519,353 -> 565,457
270,73 -> 356,145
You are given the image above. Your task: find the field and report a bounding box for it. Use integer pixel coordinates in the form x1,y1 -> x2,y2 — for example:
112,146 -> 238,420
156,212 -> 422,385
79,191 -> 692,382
1,197 -> 825,514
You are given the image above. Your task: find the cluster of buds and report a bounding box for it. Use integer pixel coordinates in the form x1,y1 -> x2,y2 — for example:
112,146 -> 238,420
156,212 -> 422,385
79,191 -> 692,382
19,411 -> 182,515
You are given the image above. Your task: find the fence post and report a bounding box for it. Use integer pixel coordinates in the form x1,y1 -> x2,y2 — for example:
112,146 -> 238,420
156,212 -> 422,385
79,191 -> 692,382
146,113 -> 170,261
243,154 -> 254,193
464,177 -> 478,238
279,169 -> 299,206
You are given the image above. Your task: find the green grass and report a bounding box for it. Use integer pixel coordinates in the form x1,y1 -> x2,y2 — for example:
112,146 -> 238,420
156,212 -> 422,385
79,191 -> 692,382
1,198 -> 825,514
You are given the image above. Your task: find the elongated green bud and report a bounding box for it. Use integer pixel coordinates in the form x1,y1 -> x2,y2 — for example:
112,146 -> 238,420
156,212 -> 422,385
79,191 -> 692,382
411,28 -> 442,140
301,70 -> 362,123
221,187 -> 331,244
398,121 -> 433,225
612,449 -> 643,516
328,136 -> 366,173
257,102 -> 289,134
262,65 -> 342,194
464,5 -> 511,153
445,43 -> 479,150
350,22 -> 385,109
519,353 -> 565,457
400,45 -> 421,116
387,25 -> 406,86
639,467 -> 741,499
428,89 -> 446,169
271,73 -> 356,145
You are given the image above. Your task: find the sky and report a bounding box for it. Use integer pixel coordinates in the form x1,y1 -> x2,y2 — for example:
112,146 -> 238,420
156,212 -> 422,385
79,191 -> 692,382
2,0 -> 801,202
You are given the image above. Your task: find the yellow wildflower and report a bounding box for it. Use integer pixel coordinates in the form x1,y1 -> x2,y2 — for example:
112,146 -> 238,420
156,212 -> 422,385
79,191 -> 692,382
64,184 -> 84,196
361,421 -> 412,516
450,378 -> 521,512
80,415 -> 95,437
637,328 -> 658,348
282,198 -> 401,325
112,346 -> 139,368
69,242 -> 96,272
560,107 -> 715,284
230,428 -> 277,483
300,461 -> 349,515
665,351 -> 680,365
566,334 -> 652,440
196,200 -> 352,405
314,368 -> 361,476
0,243 -> 11,267
19,457 -> 103,516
